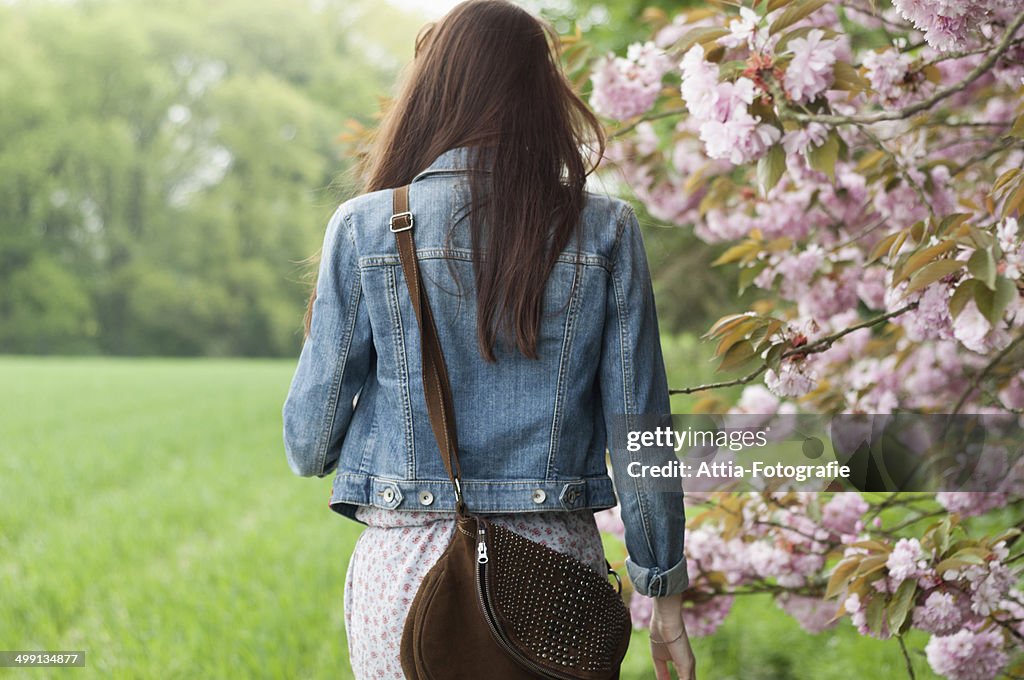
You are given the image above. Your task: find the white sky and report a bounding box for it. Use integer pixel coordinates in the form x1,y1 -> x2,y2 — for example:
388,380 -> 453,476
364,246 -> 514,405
384,0 -> 465,19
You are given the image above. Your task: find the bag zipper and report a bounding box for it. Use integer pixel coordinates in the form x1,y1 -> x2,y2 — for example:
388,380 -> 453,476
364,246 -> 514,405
475,523 -> 584,680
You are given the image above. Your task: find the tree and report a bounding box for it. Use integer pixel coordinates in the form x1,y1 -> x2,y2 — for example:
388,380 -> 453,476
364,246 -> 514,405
0,0 -> 420,356
583,1 -> 1024,677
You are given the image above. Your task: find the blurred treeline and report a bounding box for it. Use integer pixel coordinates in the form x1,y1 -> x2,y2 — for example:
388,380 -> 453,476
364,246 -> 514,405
0,0 -> 732,358
0,0 -> 422,356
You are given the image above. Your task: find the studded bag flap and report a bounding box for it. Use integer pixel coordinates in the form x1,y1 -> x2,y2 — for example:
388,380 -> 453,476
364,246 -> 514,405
391,184 -> 632,679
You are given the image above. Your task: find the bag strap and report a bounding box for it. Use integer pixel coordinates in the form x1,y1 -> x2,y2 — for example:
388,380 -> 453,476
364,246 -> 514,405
391,184 -> 466,514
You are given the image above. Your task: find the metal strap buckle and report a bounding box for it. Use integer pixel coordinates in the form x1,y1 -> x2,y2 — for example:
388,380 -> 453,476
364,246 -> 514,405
390,211 -> 413,232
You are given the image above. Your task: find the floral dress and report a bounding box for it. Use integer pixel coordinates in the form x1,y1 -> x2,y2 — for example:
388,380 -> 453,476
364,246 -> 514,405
343,506 -> 608,679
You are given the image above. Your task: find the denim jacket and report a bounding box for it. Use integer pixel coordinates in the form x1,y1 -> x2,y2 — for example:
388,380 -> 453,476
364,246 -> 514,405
283,147 -> 687,597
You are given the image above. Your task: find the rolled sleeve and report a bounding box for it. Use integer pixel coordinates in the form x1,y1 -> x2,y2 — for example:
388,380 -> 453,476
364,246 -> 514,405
626,553 -> 691,598
599,203 -> 689,598
282,204 -> 372,478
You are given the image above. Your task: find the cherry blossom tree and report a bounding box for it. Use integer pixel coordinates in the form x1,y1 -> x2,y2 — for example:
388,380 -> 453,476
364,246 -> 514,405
581,1 -> 1024,677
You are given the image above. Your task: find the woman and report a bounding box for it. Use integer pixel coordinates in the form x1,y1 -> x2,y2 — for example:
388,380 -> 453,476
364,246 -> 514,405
282,1 -> 695,678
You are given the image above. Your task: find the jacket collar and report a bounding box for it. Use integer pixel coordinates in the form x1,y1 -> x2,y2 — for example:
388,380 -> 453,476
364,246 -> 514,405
411,145 -> 493,183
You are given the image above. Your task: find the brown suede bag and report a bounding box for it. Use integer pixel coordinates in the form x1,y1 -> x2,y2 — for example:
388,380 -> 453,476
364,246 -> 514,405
388,185 -> 632,679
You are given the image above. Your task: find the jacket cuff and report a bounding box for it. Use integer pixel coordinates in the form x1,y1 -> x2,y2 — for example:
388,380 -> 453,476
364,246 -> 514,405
625,554 -> 690,597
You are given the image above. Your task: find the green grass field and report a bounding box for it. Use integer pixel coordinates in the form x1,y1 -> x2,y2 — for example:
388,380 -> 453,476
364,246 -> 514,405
0,352 -> 937,679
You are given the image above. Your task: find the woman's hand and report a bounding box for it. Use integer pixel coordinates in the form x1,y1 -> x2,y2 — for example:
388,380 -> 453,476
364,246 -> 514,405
649,593 -> 696,680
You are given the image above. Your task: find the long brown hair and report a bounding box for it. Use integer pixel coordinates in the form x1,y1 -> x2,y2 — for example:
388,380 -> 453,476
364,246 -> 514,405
305,0 -> 604,362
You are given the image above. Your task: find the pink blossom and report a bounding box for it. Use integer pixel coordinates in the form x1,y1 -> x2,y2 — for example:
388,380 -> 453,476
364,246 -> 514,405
629,592 -> 654,628
887,281 -> 955,342
590,42 -> 671,121
997,372 -> 1024,409
765,360 -> 818,398
821,493 -> 868,535
912,589 -> 966,635
862,48 -> 914,105
797,269 -> 861,321
698,79 -> 781,164
784,29 -> 840,103
775,593 -> 838,633
997,217 -> 1024,279
953,298 -> 1011,354
925,629 -> 1008,680
718,7 -> 761,49
856,266 -> 888,310
969,562 -> 1015,616
747,541 -> 791,579
731,384 -> 781,415
699,207 -> 756,243
679,45 -> 721,121
936,492 -> 1010,517
893,0 -> 974,51
682,595 -> 735,637
902,341 -> 971,407
680,46 -> 780,165
886,537 -> 928,585
782,123 -> 829,156
844,592 -> 892,638
774,247 -> 824,299
594,506 -> 625,542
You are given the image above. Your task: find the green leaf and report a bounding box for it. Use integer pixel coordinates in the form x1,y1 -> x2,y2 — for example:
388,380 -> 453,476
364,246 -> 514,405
973,278 -> 1016,326
935,557 -> 972,575
807,131 -> 839,182
888,579 -> 917,632
676,27 -> 731,55
1003,183 -> 1024,220
904,259 -> 963,295
739,261 -> 768,294
758,143 -> 787,195
935,515 -> 952,554
1011,115 -> 1024,140
705,313 -> 756,338
949,279 -> 978,318
826,558 -> 861,599
993,276 -> 1018,323
894,240 -> 958,284
975,284 -> 996,325
713,241 -> 761,266
867,232 -> 901,264
936,213 -> 971,237
752,320 -> 783,353
717,340 -> 759,373
775,26 -> 814,53
967,247 -> 997,290
769,0 -> 829,34
856,554 -> 888,577
715,319 -> 762,357
994,168 -> 1021,194
832,61 -> 867,92
866,595 -> 886,635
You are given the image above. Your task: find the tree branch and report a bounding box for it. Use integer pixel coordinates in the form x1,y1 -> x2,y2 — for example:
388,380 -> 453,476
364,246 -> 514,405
917,36 -> 1024,70
856,123 -> 934,218
670,365 -> 768,395
780,12 -> 1024,126
951,138 -> 1024,177
670,304 -> 918,395
608,107 -> 690,140
951,332 -> 1024,415
898,635 -> 918,680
